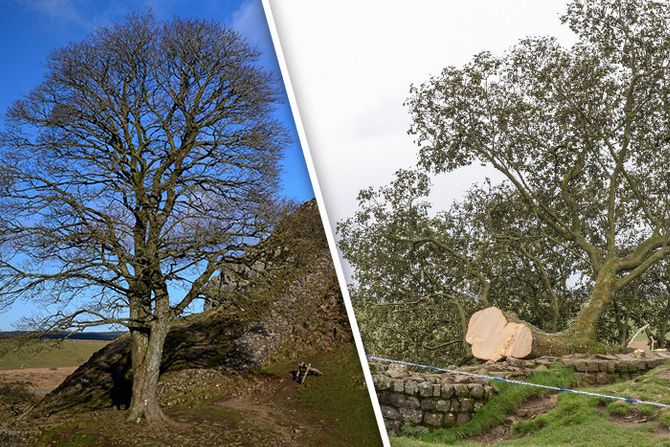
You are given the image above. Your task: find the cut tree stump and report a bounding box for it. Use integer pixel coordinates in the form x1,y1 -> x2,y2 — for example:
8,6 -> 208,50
465,306 -> 617,361
466,306 -> 620,361
466,307 -> 533,361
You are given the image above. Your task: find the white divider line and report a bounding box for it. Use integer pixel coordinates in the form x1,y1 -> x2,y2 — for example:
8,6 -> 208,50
260,3 -> 391,446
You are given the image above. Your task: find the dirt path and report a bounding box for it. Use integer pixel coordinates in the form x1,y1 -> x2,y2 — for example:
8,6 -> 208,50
0,367 -> 75,394
217,374 -> 325,445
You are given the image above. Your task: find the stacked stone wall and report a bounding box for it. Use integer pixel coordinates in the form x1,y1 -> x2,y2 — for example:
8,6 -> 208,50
373,368 -> 496,432
372,351 -> 670,432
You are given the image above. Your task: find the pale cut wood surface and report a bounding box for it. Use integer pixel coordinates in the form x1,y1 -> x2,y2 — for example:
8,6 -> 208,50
466,306 -> 533,361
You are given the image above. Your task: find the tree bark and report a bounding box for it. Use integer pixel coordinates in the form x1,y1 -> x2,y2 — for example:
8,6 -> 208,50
127,322 -> 169,423
572,271 -> 615,339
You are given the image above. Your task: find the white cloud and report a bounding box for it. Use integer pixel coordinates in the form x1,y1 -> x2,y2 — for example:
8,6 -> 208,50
232,0 -> 273,56
16,0 -> 90,28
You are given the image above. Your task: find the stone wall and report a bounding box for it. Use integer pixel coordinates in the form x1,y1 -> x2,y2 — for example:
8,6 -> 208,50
372,351 -> 670,432
511,352 -> 670,385
372,365 -> 496,432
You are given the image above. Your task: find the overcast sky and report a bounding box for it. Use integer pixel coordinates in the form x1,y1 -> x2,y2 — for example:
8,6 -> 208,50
268,1 -> 577,238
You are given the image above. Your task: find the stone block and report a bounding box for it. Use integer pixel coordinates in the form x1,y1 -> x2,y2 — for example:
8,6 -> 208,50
377,391 -> 392,405
460,398 -> 474,412
421,398 -> 438,411
399,407 -> 423,424
381,405 -> 400,420
454,383 -> 470,397
595,372 -> 609,385
435,399 -> 451,412
433,384 -> 442,397
387,364 -> 406,379
456,412 -> 471,425
392,380 -> 404,393
419,382 -> 434,397
468,383 -> 484,399
374,375 -> 392,390
423,412 -> 444,427
444,413 -> 456,427
574,360 -> 588,372
384,419 -> 401,433
404,380 -> 418,396
403,396 -> 421,409
586,360 -> 600,371
441,384 -> 454,399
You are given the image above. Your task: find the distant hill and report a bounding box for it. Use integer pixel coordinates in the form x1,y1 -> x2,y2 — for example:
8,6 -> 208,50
0,331 -> 125,341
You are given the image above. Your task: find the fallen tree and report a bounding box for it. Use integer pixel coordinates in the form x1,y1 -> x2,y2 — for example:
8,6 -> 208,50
403,0 -> 670,354
465,307 -> 611,361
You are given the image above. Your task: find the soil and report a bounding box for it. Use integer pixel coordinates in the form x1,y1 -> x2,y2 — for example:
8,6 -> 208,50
0,368 -> 76,394
0,351 -> 376,446
470,424 -> 512,445
513,394 -> 558,419
469,394 -> 558,445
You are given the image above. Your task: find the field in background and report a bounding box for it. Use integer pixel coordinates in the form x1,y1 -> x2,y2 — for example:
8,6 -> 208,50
0,339 -> 110,370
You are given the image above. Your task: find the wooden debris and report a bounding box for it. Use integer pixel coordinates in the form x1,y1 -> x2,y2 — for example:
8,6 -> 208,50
291,362 -> 323,384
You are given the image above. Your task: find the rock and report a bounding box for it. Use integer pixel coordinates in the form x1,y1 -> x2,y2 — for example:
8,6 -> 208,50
387,364 -> 406,379
468,383 -> 485,399
454,384 -> 470,397
444,413 -> 456,427
441,384 -> 454,399
398,408 -> 423,424
423,413 -> 444,427
404,381 -> 418,396
460,398 -> 474,412
456,413 -> 471,425
381,405 -> 400,420
418,382 -> 434,397
435,400 -> 451,412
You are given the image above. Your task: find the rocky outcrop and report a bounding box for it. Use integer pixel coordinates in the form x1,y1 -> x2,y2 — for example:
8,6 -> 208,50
33,199 -> 352,416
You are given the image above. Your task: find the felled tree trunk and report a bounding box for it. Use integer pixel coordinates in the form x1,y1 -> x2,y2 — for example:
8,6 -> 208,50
465,307 -> 608,361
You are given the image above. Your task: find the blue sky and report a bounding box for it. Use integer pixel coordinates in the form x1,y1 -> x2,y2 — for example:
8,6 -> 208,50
0,0 -> 314,330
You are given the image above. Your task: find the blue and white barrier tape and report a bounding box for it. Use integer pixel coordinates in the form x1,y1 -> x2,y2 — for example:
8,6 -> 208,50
368,355 -> 670,410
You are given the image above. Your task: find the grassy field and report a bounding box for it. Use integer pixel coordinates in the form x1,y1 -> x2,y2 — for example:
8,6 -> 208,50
0,339 -> 110,369
296,345 -> 382,446
392,363 -> 670,446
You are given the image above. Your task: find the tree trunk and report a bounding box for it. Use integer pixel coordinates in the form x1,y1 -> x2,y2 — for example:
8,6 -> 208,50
127,322 -> 169,423
466,307 -> 611,361
572,271 -> 615,339
658,293 -> 670,349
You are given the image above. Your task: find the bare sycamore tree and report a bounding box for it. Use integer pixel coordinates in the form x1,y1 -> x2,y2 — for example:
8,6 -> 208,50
0,13 -> 287,422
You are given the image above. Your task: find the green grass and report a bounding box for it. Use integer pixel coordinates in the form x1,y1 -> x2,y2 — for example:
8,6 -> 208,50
35,422 -> 107,447
393,363 -> 670,447
0,339 -> 109,369
296,345 -> 383,447
416,364 -> 574,444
